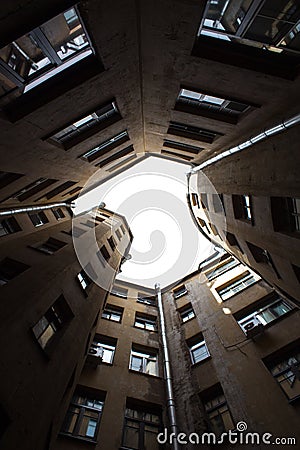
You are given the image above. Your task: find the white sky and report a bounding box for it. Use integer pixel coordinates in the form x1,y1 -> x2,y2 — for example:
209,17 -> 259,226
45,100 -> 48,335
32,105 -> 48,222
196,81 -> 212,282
75,156 -> 214,288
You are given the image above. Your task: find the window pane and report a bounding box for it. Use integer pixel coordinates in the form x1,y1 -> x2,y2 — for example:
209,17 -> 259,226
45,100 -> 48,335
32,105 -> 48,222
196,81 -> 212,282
131,356 -> 143,372
39,324 -> 55,348
146,359 -> 157,376
123,421 -> 139,449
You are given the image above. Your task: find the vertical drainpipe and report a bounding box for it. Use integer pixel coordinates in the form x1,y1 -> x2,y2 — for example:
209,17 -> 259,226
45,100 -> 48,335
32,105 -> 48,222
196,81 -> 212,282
155,283 -> 180,450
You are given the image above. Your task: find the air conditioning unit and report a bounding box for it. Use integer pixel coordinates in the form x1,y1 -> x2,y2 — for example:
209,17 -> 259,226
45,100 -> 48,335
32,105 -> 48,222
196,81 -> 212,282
245,321 -> 264,339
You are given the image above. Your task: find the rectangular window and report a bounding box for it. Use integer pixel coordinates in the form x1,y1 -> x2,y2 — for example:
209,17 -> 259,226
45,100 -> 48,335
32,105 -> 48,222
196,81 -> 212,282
36,181 -> 77,200
271,197 -> 300,235
200,193 -> 209,209
205,257 -> 240,281
178,303 -> 195,323
173,284 -> 188,299
225,231 -> 244,253
232,194 -> 253,223
246,242 -> 280,277
264,341 -> 300,402
137,293 -> 157,307
88,335 -> 117,364
111,285 -> 128,298
80,130 -> 130,162
116,229 -> 122,240
161,149 -> 194,161
236,293 -> 294,336
0,216 -> 21,237
28,210 -> 49,227
95,144 -> 134,168
98,245 -> 110,264
0,171 -> 23,190
190,193 -> 200,208
134,313 -> 157,331
187,334 -> 210,364
101,304 -> 123,323
0,7 -> 94,98
176,88 -> 253,124
168,121 -> 223,143
8,178 -> 57,202
217,272 -> 257,301
0,257 -> 29,285
52,207 -> 65,220
34,237 -> 67,255
130,346 -> 158,376
77,270 -> 92,291
122,401 -> 161,450
163,139 -> 203,155
108,236 -> 116,251
46,101 -> 121,149
200,384 -> 234,436
61,390 -> 105,441
32,295 -> 73,348
212,193 -> 224,214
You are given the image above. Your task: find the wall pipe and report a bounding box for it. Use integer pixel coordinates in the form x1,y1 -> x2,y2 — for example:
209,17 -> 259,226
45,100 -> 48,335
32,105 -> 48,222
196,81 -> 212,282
0,201 -> 75,216
155,283 -> 180,450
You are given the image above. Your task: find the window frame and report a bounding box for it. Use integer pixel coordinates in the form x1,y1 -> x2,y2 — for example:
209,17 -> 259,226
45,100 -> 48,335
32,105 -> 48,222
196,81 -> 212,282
189,339 -> 210,365
101,304 -> 123,323
134,313 -> 157,331
129,347 -> 158,377
217,271 -> 258,301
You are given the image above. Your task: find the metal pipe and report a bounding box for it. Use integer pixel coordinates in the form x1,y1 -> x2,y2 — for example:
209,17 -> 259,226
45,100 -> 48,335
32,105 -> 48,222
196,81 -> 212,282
0,202 -> 74,217
155,283 -> 180,450
190,111 -> 300,173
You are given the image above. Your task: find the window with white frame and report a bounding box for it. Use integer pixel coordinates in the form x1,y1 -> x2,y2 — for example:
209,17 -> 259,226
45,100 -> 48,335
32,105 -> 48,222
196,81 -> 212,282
188,334 -> 210,364
89,335 -> 117,364
179,303 -> 195,323
77,270 -> 92,291
61,390 -> 105,441
217,272 -> 257,301
134,313 -> 157,331
173,284 -> 188,299
101,304 -> 123,323
28,211 -> 49,227
130,346 -> 158,376
236,294 -> 294,334
52,207 -> 65,220
205,257 -> 240,281
0,216 -> 21,236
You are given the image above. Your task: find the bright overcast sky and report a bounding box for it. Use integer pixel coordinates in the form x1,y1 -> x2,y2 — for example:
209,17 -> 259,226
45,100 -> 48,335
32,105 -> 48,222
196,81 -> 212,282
74,156 -> 214,288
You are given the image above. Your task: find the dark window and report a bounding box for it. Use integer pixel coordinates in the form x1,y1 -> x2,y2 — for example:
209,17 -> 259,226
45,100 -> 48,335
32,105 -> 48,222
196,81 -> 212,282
187,333 -> 210,364
108,236 -> 116,251
217,272 -> 257,301
134,313 -> 157,331
116,229 -> 122,240
225,231 -> 244,253
77,269 -> 92,291
178,303 -> 195,323
176,88 -> 254,124
271,197 -> 300,235
101,304 -> 123,323
200,384 -> 234,436
99,245 -> 110,262
95,144 -> 134,168
61,186 -> 82,197
88,335 -> 117,364
246,242 -> 280,278
52,207 -> 65,220
34,237 -> 67,255
61,390 -> 105,441
0,216 -> 21,236
205,257 -> 239,281
46,101 -> 121,150
130,345 -> 158,376
200,193 -> 209,209
232,194 -> 253,223
37,181 -> 77,200
163,139 -> 203,154
0,171 -> 23,190
122,401 -> 162,450
32,295 -> 73,348
197,217 -> 211,235
8,178 -> 57,202
111,285 -> 128,298
137,293 -> 157,307
292,264 -> 300,283
264,341 -> 300,402
173,284 -> 188,299
161,149 -> 194,161
190,193 -> 200,208
0,6 -> 95,99
120,224 -> 126,234
0,257 -> 29,285
80,131 -> 130,162
212,193 -> 224,214
168,121 -> 223,143
28,210 -> 49,227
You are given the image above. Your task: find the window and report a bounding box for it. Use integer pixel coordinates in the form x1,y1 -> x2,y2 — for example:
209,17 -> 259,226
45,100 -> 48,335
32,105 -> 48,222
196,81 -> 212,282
28,210 -> 49,227
163,139 -> 203,155
33,237 -> 67,255
168,121 -> 223,143
264,342 -> 300,402
246,242 -> 280,277
89,335 -> 117,364
212,193 -> 224,214
36,181 -> 77,200
61,390 -> 105,441
232,194 -> 253,222
225,231 -> 244,253
99,245 -> 110,262
52,207 -> 65,220
137,293 -> 157,307
200,193 -> 209,209
0,257 -> 29,285
122,401 -> 162,450
190,193 -> 200,207
235,293 -> 294,334
101,304 -> 123,323
130,346 -> 158,376
46,101 -> 121,149
0,171 -> 23,190
161,149 -> 194,161
205,257 -> 240,281
32,295 -> 73,348
178,303 -> 195,323
116,229 -> 122,240
217,272 -> 257,301
108,236 -> 116,251
0,7 -> 94,99
0,216 -> 21,236
292,264 -> 300,283
7,178 -> 57,202
188,334 -> 210,364
197,217 -> 211,235
134,313 -> 157,331
271,197 -> 300,235
120,224 -> 126,234
176,88 -> 253,124
80,130 -> 130,162
95,144 -> 134,168
111,285 -> 128,298
200,384 -> 234,437
77,270 -> 92,291
173,284 -> 188,299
